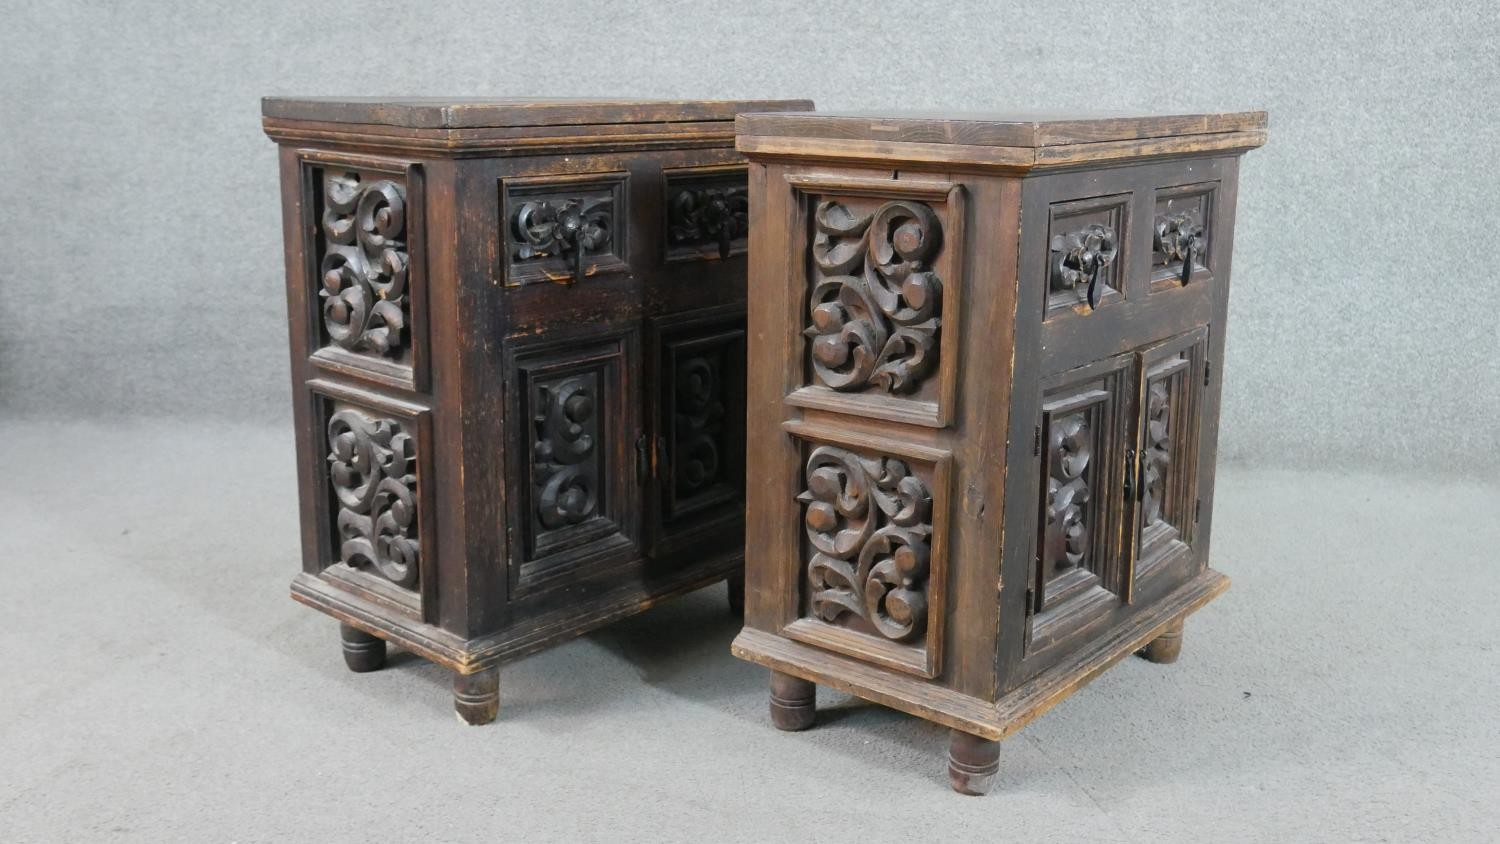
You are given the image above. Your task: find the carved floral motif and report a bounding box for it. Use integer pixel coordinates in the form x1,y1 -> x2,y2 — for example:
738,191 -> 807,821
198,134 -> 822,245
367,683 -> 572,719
1050,223 -> 1118,308
668,185 -> 748,259
319,173 -> 409,356
327,407 -> 420,588
532,375 -> 600,529
1153,211 -> 1206,283
512,197 -> 613,285
799,445 -> 933,642
807,200 -> 944,394
1043,413 -> 1092,578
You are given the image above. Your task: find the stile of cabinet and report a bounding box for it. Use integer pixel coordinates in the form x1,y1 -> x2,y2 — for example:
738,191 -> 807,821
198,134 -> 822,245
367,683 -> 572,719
731,110 -> 1266,794
264,97 -> 809,724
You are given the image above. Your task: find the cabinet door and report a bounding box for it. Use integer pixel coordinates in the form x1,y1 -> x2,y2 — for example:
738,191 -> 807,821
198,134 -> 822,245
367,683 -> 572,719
1128,326 -> 1208,597
1025,352 -> 1133,660
645,310 -> 746,559
505,326 -> 642,596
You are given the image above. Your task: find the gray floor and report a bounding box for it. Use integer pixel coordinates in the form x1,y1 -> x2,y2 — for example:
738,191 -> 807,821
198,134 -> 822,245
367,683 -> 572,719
2,420 -> 1496,843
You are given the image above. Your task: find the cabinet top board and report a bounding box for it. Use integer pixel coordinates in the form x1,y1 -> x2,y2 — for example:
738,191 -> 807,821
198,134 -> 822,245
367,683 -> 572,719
736,109 -> 1267,170
262,97 -> 814,129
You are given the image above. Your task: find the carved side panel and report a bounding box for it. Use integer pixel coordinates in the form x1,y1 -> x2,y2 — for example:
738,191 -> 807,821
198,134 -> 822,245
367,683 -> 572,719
501,172 -> 629,287
1044,194 -> 1130,318
785,177 -> 966,429
781,425 -> 950,678
1132,327 -> 1208,588
304,155 -> 425,390
1024,355 -> 1131,657
662,167 -> 749,262
648,313 -> 746,556
1151,182 -> 1217,291
309,384 -> 433,619
507,329 -> 640,594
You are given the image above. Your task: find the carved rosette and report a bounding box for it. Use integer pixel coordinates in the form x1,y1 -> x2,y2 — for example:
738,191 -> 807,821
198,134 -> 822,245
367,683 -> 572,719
327,408 -> 420,588
319,173 -> 409,356
668,186 -> 748,259
673,355 -> 725,498
1153,212 -> 1205,267
532,376 -> 600,529
1049,223 -> 1118,306
1044,413 -> 1092,576
798,445 -> 933,642
512,198 -> 613,285
1142,380 -> 1171,527
807,200 -> 944,394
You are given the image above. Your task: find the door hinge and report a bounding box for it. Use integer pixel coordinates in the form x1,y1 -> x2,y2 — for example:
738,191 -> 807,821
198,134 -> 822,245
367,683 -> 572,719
1204,359 -> 1212,387
1033,425 -> 1042,456
1194,498 -> 1202,523
635,433 -> 650,484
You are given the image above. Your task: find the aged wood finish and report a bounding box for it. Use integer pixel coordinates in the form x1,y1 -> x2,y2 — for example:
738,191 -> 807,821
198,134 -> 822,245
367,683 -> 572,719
731,109 -> 1265,793
266,97 -> 811,723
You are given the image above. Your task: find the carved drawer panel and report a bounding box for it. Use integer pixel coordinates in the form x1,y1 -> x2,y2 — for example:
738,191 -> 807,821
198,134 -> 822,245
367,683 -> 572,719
505,328 -> 641,595
781,422 -> 952,678
663,166 -> 749,263
1045,193 -> 1130,320
1151,182 -> 1218,291
784,175 -> 966,429
647,311 -> 746,556
308,381 -> 434,620
1024,354 -> 1132,660
1129,326 -> 1208,593
501,172 -> 629,287
302,153 -> 427,391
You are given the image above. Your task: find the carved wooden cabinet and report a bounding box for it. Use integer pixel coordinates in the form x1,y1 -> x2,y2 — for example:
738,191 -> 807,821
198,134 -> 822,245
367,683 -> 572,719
730,109 -> 1266,793
263,97 -> 810,723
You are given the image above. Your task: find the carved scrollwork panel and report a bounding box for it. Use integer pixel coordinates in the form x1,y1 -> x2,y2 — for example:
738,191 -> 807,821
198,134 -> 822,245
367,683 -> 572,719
798,445 -> 935,643
314,168 -> 415,363
1132,327 -> 1208,589
532,373 -> 602,531
806,199 -> 945,396
325,403 -> 421,590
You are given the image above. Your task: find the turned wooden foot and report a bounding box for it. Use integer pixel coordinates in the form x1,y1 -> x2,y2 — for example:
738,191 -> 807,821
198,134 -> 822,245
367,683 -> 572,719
769,670 -> 816,731
1138,619 -> 1185,664
947,730 -> 1001,796
727,574 -> 745,616
339,623 -> 386,673
452,667 -> 500,725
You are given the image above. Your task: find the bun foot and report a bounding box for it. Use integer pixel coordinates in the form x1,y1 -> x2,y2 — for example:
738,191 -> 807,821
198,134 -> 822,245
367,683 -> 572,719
727,574 -> 745,616
453,667 -> 500,725
1138,619 -> 1185,664
947,730 -> 1001,796
769,670 -> 816,731
339,623 -> 386,673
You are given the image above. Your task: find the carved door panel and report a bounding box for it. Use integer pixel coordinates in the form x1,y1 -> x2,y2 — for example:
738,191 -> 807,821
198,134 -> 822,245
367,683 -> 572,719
505,327 -> 642,596
1127,326 -> 1208,596
645,310 -> 746,560
1024,352 -> 1133,662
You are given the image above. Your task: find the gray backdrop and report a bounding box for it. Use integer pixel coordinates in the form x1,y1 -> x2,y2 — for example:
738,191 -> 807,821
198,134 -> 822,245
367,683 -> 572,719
3,0 -> 1496,472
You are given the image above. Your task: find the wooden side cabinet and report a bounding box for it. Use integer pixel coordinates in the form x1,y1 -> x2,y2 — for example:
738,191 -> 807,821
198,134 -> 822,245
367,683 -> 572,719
263,97 -> 810,723
730,109 -> 1267,793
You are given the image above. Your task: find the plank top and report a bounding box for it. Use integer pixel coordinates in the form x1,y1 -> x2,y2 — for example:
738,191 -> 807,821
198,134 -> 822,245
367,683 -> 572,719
262,97 -> 814,129
736,109 -> 1268,148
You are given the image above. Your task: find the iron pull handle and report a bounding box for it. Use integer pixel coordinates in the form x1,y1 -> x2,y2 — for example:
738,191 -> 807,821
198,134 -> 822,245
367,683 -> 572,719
1086,264 -> 1103,310
635,434 -> 650,483
1124,448 -> 1137,500
1180,241 -> 1194,286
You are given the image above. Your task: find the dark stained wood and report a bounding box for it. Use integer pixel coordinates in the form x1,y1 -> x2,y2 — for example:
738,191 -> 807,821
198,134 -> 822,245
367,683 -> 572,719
266,97 -> 809,723
731,109 -> 1264,793
768,671 -> 816,731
